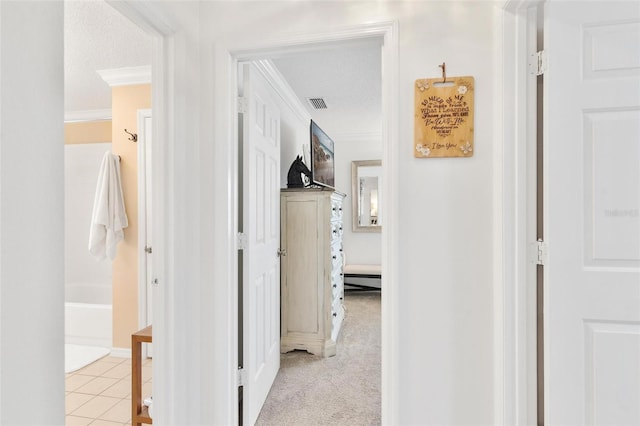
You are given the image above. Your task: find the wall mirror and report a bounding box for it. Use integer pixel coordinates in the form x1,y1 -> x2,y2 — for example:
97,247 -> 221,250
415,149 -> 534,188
352,160 -> 382,233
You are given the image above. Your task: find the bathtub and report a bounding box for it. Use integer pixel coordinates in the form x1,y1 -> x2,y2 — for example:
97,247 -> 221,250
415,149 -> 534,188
65,283 -> 112,348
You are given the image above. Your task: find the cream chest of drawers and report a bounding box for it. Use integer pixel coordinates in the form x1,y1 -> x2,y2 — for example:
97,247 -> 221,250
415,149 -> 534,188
280,189 -> 345,357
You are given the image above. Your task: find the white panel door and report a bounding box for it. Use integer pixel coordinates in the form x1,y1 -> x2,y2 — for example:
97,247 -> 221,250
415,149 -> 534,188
545,2 -> 640,425
241,63 -> 281,426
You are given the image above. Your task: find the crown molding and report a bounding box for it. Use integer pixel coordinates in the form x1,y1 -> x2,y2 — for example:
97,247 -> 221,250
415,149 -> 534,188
252,59 -> 311,124
97,65 -> 152,87
64,109 -> 112,123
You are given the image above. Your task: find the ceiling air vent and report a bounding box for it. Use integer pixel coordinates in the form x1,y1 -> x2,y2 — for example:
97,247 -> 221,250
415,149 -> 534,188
307,97 -> 328,110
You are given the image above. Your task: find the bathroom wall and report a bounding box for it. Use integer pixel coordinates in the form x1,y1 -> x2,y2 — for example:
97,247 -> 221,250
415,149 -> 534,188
63,83 -> 151,350
111,84 -> 151,350
65,121 -> 111,144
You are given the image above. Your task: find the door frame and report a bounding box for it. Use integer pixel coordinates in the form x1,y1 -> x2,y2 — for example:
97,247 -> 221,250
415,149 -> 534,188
137,108 -> 152,358
221,21 -> 399,424
105,1 -> 177,422
498,1 -> 542,424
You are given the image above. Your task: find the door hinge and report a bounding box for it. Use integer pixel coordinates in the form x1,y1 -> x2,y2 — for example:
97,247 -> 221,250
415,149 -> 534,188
530,238 -> 548,265
145,246 -> 152,254
237,367 -> 246,387
530,50 -> 547,76
237,96 -> 248,114
237,232 -> 248,250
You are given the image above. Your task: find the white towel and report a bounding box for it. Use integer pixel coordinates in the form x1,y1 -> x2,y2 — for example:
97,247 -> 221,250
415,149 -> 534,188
88,152 -> 128,260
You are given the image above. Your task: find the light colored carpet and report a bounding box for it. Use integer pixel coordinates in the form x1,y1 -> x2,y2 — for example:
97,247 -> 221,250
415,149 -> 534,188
256,291 -> 381,426
65,344 -> 110,373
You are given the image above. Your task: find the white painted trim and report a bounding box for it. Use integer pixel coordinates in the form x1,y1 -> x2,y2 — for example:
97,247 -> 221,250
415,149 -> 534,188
110,347 -> 132,359
148,32 -> 172,424
499,1 -> 541,425
252,59 -> 311,123
0,1 -> 3,413
380,21 -> 400,425
0,6 -> 3,419
231,26 -> 387,62
107,1 -> 178,36
65,336 -> 112,348
493,5 -> 507,425
64,109 -> 112,123
222,20 -> 399,426
523,7 -> 540,424
137,108 -> 152,360
97,65 -> 152,87
105,1 -> 176,423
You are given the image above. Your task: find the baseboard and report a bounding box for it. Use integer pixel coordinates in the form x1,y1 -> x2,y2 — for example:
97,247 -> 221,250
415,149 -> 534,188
110,347 -> 132,358
344,276 -> 381,289
66,336 -> 112,348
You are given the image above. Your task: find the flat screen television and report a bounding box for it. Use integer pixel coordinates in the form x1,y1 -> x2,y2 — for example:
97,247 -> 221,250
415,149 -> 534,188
310,120 -> 335,188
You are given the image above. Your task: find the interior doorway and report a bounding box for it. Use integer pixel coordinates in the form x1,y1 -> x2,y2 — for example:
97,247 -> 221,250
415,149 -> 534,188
234,35 -> 387,425
63,1 -> 160,422
67,6 -> 398,424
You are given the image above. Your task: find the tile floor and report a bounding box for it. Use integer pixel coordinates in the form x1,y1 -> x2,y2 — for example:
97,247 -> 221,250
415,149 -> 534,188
65,355 -> 152,426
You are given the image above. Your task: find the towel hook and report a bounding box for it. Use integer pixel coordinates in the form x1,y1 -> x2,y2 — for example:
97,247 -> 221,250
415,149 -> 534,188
124,129 -> 138,143
438,62 -> 446,83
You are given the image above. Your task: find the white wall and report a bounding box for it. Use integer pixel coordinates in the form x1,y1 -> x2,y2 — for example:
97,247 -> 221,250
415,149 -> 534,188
0,1 -> 65,423
334,136 -> 382,265
203,2 -> 497,424
0,1 -> 497,425
279,103 -> 309,189
278,106 -> 383,265
0,1 -> 499,424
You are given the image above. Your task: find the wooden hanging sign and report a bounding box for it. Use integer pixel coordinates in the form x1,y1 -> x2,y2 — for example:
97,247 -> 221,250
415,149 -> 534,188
414,75 -> 475,158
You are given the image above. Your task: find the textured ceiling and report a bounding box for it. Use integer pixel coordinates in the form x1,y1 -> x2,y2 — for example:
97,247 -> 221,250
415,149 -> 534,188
272,43 -> 382,137
64,1 -> 381,137
64,0 -> 151,113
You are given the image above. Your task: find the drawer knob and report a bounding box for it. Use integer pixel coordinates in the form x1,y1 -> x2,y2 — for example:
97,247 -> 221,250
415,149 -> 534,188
332,255 -> 337,259
333,312 -> 337,317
